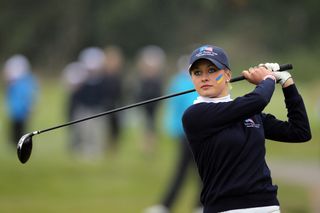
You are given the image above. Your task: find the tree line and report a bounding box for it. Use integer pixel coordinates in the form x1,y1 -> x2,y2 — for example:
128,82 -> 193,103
0,0 -> 319,78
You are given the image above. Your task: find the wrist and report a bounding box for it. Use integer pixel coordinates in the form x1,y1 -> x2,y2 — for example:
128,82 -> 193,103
282,77 -> 294,88
263,74 -> 276,82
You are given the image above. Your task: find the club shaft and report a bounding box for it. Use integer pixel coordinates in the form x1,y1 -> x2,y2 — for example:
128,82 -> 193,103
38,63 -> 293,134
38,88 -> 196,134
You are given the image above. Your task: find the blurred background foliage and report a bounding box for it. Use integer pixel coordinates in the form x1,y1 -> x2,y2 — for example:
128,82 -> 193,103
1,0 -> 320,80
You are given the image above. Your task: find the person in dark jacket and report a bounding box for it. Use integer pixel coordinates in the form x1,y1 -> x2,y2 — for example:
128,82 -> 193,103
135,45 -> 166,154
67,47 -> 106,159
101,45 -> 124,152
182,45 -> 311,213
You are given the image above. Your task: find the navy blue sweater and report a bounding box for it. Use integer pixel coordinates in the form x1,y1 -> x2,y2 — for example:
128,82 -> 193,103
182,79 -> 311,212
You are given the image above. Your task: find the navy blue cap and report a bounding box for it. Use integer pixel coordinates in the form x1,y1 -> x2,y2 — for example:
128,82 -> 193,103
188,45 -> 230,71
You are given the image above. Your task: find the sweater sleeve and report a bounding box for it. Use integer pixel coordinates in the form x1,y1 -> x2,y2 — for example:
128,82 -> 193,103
262,84 -> 312,142
183,78 -> 275,136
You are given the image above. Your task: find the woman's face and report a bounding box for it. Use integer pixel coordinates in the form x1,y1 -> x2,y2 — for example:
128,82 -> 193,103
190,59 -> 231,98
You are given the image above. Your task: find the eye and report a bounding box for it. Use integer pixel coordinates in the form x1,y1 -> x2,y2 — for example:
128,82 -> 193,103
208,67 -> 218,73
192,70 -> 202,76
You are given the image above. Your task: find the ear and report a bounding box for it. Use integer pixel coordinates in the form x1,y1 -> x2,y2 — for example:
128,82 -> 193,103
224,69 -> 232,82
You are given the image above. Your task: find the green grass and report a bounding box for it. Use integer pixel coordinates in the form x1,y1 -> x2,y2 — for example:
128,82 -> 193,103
0,77 -> 319,212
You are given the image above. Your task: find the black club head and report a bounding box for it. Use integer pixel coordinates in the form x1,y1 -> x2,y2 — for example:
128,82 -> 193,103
17,133 -> 34,164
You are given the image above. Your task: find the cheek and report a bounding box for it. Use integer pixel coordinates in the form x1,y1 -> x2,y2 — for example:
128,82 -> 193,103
191,77 -> 200,88
215,73 -> 224,84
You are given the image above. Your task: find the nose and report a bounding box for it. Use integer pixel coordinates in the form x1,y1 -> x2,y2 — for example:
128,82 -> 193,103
201,72 -> 209,82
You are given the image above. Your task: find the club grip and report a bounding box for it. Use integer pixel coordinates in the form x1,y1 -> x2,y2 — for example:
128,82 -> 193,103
230,63 -> 293,83
279,63 -> 293,71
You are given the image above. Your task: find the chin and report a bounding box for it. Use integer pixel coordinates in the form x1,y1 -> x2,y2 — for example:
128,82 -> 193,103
199,90 -> 217,98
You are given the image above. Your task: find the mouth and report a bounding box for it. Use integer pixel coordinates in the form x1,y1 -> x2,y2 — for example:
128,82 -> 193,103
201,85 -> 212,89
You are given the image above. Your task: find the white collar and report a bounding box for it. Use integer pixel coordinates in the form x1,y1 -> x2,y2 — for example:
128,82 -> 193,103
193,95 -> 233,104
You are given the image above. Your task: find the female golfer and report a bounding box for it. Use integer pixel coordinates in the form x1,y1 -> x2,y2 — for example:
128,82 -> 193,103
182,45 -> 311,213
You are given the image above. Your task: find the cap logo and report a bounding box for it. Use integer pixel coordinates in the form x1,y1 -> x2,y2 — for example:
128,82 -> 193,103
196,46 -> 218,57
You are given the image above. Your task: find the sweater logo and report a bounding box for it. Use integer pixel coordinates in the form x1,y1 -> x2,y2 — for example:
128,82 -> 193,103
244,118 -> 260,128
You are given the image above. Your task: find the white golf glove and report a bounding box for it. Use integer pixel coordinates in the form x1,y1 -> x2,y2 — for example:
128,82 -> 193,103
259,62 -> 291,86
258,63 -> 280,71
272,71 -> 292,86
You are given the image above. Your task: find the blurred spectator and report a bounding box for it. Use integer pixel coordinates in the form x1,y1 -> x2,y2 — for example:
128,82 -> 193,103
135,45 -> 166,154
3,54 -> 38,147
64,47 -> 106,159
144,55 -> 202,213
101,45 -> 124,152
61,61 -> 88,153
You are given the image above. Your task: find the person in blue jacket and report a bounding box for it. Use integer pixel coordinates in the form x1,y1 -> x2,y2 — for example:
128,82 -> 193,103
145,55 -> 202,213
3,54 -> 38,147
182,45 -> 311,213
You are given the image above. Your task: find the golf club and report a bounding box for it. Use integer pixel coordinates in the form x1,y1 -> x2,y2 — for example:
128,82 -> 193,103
17,63 -> 293,164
